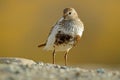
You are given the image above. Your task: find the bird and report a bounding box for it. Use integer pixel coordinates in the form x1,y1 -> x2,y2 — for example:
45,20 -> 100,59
38,8 -> 84,66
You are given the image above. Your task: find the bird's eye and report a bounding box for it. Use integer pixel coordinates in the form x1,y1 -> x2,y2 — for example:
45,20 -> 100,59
69,12 -> 71,15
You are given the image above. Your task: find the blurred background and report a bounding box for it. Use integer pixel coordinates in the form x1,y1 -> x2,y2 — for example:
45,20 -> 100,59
0,0 -> 120,68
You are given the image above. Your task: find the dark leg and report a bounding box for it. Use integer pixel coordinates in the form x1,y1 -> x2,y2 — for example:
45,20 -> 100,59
64,51 -> 69,66
52,49 -> 56,64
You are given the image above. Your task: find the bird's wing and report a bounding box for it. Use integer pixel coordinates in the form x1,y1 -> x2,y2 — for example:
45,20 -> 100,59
44,17 -> 64,50
48,17 -> 64,36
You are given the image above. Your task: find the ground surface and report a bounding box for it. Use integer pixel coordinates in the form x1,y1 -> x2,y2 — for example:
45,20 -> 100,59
0,57 -> 120,80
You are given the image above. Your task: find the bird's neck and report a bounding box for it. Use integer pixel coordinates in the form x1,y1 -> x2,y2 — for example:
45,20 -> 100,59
64,17 -> 80,22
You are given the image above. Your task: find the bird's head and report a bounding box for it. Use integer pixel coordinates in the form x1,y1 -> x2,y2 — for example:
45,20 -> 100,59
63,8 -> 78,20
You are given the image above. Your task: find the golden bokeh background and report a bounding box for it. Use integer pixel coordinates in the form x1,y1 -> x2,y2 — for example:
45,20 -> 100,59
0,0 -> 120,66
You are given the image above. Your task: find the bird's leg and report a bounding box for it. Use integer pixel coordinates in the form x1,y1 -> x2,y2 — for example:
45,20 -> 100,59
64,51 -> 69,66
52,49 -> 56,64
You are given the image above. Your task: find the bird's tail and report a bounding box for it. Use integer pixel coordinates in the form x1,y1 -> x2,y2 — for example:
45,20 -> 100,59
38,43 -> 46,47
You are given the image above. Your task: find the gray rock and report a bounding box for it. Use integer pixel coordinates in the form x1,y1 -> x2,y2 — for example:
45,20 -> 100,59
0,57 -> 119,80
0,57 -> 36,65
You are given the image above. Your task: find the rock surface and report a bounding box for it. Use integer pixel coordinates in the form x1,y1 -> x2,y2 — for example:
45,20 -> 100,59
0,57 -> 120,80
